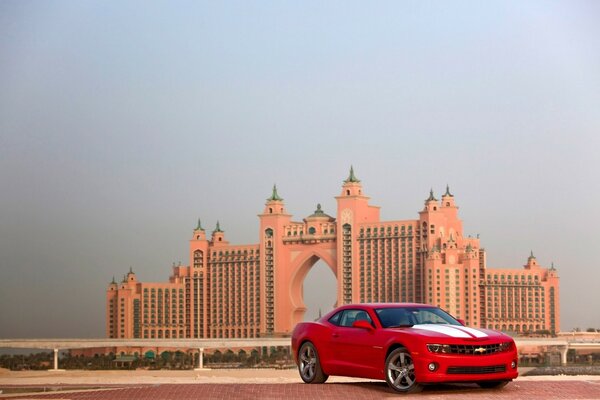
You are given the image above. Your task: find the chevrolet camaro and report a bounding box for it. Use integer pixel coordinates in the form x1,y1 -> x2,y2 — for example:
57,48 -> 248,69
291,303 -> 518,393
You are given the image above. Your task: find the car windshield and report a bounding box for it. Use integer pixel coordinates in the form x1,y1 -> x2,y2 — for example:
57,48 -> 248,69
375,307 -> 461,328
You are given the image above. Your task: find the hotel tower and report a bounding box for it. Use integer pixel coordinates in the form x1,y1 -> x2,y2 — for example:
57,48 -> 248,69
107,168 -> 560,339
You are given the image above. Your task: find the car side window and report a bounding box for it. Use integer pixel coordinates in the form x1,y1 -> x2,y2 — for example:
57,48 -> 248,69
328,311 -> 342,326
339,309 -> 374,328
376,308 -> 414,328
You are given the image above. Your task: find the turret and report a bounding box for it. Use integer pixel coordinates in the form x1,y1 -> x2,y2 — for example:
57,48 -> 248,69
340,165 -> 363,197
211,221 -> 228,245
263,184 -> 287,215
336,166 -> 380,225
108,276 -> 118,291
441,185 -> 456,208
258,184 -> 292,242
126,266 -> 136,282
424,189 -> 439,212
524,251 -> 539,269
419,189 -> 439,246
189,218 -> 209,271
192,218 -> 206,241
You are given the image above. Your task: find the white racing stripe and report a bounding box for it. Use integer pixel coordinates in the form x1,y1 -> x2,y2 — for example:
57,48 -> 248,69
454,326 -> 489,338
412,324 -> 488,338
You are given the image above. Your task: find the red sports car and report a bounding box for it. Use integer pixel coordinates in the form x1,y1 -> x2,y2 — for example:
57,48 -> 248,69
291,303 -> 518,393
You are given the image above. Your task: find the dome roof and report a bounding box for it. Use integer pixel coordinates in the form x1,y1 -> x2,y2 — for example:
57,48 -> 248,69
306,204 -> 334,221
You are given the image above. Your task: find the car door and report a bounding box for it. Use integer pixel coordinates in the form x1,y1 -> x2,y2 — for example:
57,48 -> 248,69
329,309 -> 381,377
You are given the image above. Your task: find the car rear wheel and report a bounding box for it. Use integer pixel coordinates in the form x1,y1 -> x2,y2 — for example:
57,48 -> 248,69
298,342 -> 328,384
477,380 -> 509,389
385,347 -> 423,393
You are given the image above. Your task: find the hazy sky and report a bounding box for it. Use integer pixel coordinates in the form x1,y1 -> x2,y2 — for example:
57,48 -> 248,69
1,1 -> 599,338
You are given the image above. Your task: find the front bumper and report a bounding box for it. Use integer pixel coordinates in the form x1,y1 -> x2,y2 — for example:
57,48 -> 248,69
413,350 -> 518,383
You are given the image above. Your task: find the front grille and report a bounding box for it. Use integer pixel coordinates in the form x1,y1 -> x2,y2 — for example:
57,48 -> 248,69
447,365 -> 506,375
449,343 -> 506,355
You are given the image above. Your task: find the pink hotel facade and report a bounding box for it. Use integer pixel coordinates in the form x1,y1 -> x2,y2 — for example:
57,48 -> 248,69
107,168 -> 560,339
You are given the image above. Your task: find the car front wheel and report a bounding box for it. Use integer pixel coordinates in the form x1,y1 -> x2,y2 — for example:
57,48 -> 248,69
385,347 -> 423,393
298,341 -> 328,384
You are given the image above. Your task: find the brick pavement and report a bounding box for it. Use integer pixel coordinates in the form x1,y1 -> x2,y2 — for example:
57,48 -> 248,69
2,381 -> 600,399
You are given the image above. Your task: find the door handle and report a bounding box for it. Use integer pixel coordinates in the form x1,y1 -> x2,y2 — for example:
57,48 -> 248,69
332,333 -> 339,338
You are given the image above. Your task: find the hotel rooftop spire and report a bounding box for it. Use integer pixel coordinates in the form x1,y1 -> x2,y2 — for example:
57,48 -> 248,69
344,165 -> 360,183
267,184 -> 283,201
444,184 -> 453,197
426,188 -> 437,202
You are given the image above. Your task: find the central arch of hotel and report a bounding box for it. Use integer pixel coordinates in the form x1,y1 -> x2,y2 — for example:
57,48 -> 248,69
287,243 -> 337,329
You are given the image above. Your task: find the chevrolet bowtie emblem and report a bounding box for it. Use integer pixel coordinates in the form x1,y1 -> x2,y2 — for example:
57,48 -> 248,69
474,347 -> 487,354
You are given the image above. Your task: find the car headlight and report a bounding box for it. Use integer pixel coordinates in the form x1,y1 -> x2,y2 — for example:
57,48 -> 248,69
498,342 -> 512,352
427,344 -> 451,354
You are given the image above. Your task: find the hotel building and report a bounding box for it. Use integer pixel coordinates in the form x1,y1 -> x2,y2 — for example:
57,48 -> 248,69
107,168 -> 560,339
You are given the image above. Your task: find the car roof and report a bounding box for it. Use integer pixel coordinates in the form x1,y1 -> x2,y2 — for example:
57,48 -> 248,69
338,302 -> 436,310
318,303 -> 441,322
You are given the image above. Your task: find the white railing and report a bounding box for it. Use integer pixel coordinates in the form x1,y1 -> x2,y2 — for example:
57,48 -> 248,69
0,338 -> 292,371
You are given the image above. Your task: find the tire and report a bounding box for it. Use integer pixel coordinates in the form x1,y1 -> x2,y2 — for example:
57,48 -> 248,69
385,347 -> 423,393
477,380 -> 509,389
298,341 -> 328,384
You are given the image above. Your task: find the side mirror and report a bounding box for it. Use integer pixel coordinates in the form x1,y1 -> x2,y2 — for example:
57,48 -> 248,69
352,320 -> 375,331
457,319 -> 466,326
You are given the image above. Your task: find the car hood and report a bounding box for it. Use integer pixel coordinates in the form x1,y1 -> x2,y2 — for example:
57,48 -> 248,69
393,324 -> 510,341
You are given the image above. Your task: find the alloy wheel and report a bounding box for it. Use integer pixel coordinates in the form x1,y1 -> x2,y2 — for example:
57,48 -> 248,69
299,343 -> 316,381
386,348 -> 420,392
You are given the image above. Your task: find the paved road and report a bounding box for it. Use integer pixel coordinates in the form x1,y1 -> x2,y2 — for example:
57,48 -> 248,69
2,380 -> 600,399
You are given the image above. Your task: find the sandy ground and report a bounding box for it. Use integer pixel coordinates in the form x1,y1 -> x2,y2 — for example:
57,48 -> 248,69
1,368 -> 600,386
0,368 -> 366,385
